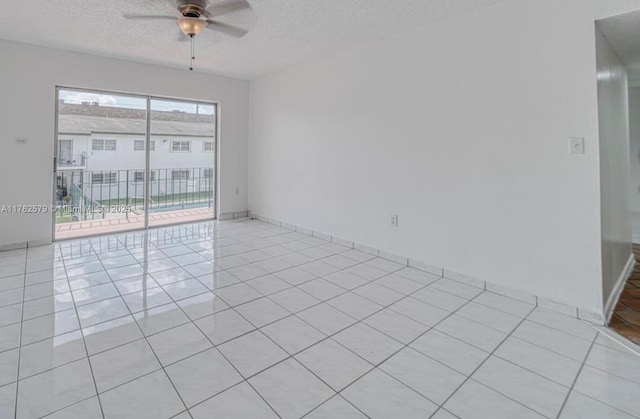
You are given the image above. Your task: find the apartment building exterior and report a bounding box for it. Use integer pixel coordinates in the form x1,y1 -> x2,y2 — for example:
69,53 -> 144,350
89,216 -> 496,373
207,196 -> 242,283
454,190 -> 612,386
56,102 -> 216,220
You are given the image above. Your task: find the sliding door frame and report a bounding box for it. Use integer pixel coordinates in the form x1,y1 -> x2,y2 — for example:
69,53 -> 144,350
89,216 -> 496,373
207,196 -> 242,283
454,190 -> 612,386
52,85 -> 219,241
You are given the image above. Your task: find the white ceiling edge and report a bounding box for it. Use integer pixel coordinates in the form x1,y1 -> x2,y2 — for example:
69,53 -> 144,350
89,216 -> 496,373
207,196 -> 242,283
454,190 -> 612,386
0,37 -> 252,82
0,0 -> 508,80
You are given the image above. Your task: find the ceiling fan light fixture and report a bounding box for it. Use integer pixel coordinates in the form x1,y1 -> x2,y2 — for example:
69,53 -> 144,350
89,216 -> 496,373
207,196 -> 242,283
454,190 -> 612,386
176,17 -> 208,36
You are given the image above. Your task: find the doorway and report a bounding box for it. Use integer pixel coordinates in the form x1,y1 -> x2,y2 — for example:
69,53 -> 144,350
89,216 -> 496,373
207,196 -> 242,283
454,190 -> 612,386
53,87 -> 217,240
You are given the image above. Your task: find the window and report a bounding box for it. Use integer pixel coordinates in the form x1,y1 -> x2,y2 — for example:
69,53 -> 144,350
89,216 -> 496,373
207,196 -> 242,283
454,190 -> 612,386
92,139 -> 117,151
134,140 -> 155,151
203,141 -> 214,152
133,171 -> 145,182
204,168 -> 214,178
171,140 -> 190,152
150,170 -> 156,182
171,170 -> 190,181
91,172 -> 117,184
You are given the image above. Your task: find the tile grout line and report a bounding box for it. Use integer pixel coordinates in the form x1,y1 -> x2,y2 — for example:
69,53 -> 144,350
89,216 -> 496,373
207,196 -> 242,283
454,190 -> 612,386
89,235 -> 196,418
238,262 -> 460,416
123,232 -> 288,419
11,225 -> 512,417
554,333 -> 599,419
12,247 -> 28,419
166,230 -> 408,417
184,241 -> 393,418
4,219 -> 621,419
427,305 -> 543,419
6,228 -> 420,416
60,242 -> 107,419
299,264 -> 540,417
329,282 -> 491,415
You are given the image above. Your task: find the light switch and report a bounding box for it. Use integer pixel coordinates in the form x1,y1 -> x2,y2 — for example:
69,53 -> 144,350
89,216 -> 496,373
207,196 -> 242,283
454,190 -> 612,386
570,137 -> 585,155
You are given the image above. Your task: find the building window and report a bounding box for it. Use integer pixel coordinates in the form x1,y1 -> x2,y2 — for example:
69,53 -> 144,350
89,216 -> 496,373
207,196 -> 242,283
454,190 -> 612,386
171,140 -> 190,152
91,172 -> 117,184
134,140 -> 155,151
204,168 -> 214,178
133,171 -> 145,182
92,139 -> 117,151
150,170 -> 156,182
203,141 -> 214,152
171,170 -> 190,181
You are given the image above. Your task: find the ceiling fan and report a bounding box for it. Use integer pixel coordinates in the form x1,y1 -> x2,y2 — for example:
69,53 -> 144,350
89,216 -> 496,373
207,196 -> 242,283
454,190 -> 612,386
123,0 -> 252,71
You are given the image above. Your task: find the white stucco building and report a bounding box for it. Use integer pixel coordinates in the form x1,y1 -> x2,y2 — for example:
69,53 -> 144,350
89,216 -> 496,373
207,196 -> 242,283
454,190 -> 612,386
56,102 -> 216,217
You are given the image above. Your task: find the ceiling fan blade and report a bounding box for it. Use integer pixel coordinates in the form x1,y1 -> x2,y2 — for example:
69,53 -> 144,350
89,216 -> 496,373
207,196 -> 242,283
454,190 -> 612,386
205,20 -> 249,37
123,14 -> 176,20
206,0 -> 252,18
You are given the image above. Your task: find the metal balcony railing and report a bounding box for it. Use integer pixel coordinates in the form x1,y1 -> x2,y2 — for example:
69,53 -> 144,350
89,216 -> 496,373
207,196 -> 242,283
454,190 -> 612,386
57,153 -> 86,167
56,167 -> 214,222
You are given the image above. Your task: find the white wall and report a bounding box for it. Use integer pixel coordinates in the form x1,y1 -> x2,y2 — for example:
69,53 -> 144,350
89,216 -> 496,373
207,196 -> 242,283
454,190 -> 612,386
0,39 -> 249,247
595,27 -> 633,315
249,0 -> 640,316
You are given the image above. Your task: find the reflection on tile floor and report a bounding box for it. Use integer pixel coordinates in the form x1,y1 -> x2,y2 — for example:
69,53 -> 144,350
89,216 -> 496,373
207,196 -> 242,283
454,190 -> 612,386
1,219 -> 640,418
610,244 -> 640,345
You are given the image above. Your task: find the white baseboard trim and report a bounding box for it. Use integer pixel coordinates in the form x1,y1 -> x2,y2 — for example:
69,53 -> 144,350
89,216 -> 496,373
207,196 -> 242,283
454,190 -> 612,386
249,211 -> 608,325
0,237 -> 53,252
604,253 -> 635,324
0,242 -> 26,252
218,211 -> 249,221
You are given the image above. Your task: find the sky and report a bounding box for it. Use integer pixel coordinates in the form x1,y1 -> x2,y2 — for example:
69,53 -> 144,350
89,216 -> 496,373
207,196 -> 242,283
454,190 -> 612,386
59,89 -> 215,115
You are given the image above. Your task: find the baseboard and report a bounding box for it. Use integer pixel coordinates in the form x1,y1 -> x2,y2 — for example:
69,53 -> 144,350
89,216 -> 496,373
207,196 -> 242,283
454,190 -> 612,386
218,211 -> 249,221
249,211 -> 607,325
0,242 -> 26,252
0,237 -> 53,252
604,253 -> 635,324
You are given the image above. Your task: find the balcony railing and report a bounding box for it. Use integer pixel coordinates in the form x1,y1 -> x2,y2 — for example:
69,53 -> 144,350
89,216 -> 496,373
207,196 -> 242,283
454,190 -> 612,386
56,167 -> 214,223
57,153 -> 86,167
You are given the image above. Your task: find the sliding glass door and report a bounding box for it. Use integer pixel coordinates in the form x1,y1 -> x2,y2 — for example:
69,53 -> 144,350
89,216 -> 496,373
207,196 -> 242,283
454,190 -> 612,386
54,87 -> 216,240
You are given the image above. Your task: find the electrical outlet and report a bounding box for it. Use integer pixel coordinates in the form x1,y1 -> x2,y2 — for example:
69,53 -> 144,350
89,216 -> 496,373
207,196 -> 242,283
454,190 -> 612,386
14,137 -> 28,145
390,214 -> 399,227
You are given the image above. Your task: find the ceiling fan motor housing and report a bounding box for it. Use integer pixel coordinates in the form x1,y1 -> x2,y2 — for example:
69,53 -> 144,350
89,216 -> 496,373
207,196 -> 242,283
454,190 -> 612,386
179,4 -> 206,18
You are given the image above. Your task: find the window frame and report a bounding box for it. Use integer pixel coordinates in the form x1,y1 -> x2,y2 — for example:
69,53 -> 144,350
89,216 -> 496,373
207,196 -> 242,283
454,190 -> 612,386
133,171 -> 145,183
171,140 -> 191,153
171,169 -> 190,181
91,172 -> 117,185
92,139 -> 117,151
134,140 -> 145,151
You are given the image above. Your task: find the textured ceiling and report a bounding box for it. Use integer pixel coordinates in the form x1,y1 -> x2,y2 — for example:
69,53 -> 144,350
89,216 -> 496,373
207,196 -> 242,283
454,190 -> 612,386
0,0 -> 502,79
598,10 -> 640,86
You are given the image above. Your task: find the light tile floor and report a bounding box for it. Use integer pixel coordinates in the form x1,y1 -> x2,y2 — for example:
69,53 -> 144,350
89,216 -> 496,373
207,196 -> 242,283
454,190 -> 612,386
0,219 -> 639,418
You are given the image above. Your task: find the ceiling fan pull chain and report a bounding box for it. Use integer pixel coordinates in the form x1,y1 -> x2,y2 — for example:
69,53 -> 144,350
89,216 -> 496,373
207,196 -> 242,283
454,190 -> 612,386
190,34 -> 195,71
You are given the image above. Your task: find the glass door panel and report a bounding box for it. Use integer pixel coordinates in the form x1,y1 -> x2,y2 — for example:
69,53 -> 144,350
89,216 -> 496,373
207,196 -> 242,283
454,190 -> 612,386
54,88 -> 148,240
148,98 -> 216,228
